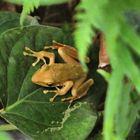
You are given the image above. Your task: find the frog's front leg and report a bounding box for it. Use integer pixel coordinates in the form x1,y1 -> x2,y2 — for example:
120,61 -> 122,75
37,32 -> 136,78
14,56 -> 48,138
43,81 -> 73,102
62,77 -> 94,103
23,47 -> 55,66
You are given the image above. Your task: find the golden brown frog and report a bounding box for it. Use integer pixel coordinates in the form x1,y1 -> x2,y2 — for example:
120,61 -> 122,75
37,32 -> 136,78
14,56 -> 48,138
23,41 -> 94,102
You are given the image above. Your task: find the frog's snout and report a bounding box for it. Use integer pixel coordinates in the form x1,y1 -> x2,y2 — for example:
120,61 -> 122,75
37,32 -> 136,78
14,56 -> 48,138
31,74 -> 38,83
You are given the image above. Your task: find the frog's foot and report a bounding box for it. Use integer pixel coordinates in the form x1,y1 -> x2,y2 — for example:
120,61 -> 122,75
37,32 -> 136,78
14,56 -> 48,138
62,79 -> 94,103
49,86 -> 69,102
32,57 -> 46,67
44,45 -> 54,50
32,58 -> 42,66
61,94 -> 87,103
43,90 -> 57,94
43,81 -> 73,102
43,90 -> 49,94
43,90 -> 59,102
50,93 -> 59,102
23,47 -> 55,66
23,47 -> 36,54
61,96 -> 77,103
23,47 -> 46,66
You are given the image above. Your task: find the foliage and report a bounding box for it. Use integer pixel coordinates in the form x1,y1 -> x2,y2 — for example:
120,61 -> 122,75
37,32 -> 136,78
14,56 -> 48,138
0,11 -> 38,106
74,1 -> 140,140
0,132 -> 13,140
5,0 -> 68,5
0,11 -> 98,140
1,0 -> 140,140
0,11 -> 38,35
5,0 -> 68,25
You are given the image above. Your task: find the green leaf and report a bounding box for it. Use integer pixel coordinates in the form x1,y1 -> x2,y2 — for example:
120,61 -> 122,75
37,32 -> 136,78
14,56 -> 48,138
103,67 -> 124,140
0,11 -> 38,35
117,42 -> 140,93
97,69 -> 111,82
0,25 -> 97,140
125,92 -> 140,136
20,0 -> 40,25
0,124 -> 17,131
0,132 -> 13,140
120,21 -> 140,56
74,0 -> 100,68
115,83 -> 132,139
115,82 -> 140,139
74,1 -> 140,140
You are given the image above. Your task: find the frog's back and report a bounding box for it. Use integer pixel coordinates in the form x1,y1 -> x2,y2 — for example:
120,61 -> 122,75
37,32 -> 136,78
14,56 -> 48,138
49,63 -> 85,83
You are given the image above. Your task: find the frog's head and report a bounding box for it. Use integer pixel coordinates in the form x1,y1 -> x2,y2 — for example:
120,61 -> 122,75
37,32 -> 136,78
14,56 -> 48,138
32,65 -> 54,87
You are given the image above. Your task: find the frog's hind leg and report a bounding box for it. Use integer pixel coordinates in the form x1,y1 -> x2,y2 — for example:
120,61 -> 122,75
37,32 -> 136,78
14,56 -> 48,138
58,44 -> 90,64
23,47 -> 55,66
62,77 -> 94,103
58,46 -> 79,64
46,41 -> 90,64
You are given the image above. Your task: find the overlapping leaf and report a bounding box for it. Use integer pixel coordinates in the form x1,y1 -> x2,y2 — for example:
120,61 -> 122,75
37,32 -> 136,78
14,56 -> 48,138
74,1 -> 140,140
0,11 -> 38,35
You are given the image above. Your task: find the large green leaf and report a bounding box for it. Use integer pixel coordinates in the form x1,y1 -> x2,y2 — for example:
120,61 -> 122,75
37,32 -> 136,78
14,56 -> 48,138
0,11 -> 38,35
0,25 -> 97,140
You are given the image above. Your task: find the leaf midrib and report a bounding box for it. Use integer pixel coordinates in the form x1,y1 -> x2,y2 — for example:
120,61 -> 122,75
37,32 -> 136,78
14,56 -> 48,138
3,111 -> 55,128
5,88 -> 41,112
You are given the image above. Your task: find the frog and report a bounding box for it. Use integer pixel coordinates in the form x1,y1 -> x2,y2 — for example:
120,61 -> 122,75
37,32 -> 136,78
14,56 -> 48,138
23,41 -> 94,102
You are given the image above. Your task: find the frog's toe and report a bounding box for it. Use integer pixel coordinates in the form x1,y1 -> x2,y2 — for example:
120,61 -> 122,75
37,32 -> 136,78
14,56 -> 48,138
32,58 -> 41,66
25,47 -> 33,52
32,63 -> 36,66
61,98 -> 66,102
25,47 -> 30,50
61,98 -> 74,103
50,98 -> 54,102
44,45 -> 53,50
49,93 -> 59,102
32,61 -> 39,66
61,96 -> 74,102
61,96 -> 80,103
23,51 -> 29,56
43,90 -> 49,94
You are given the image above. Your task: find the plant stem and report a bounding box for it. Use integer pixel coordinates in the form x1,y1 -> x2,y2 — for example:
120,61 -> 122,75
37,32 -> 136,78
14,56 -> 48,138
0,124 -> 17,131
0,108 -> 4,113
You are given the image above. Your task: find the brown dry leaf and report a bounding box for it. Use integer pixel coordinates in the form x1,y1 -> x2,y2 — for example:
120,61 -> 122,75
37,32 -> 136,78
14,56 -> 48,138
0,2 -> 16,12
98,33 -> 110,68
